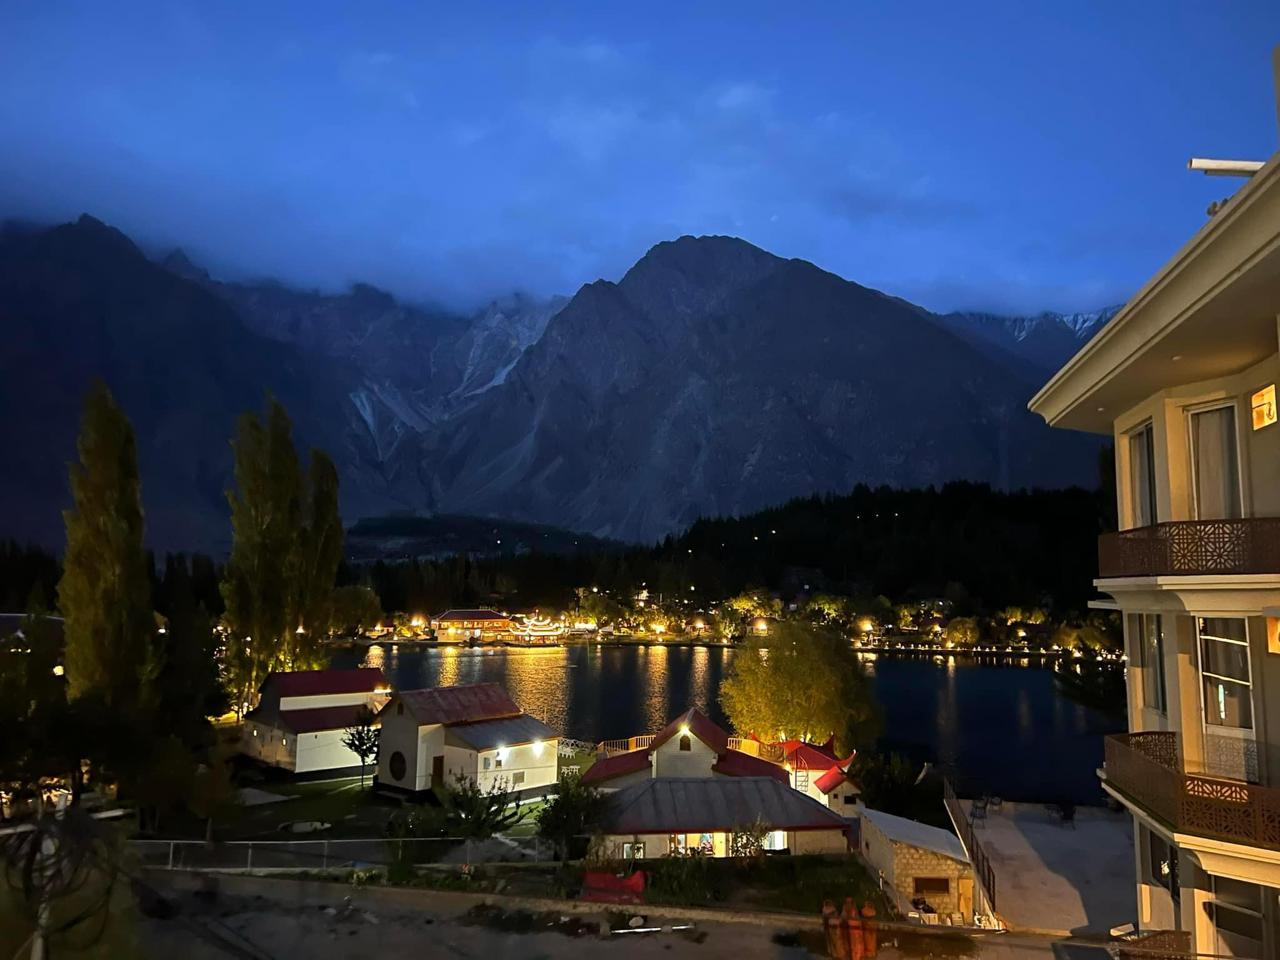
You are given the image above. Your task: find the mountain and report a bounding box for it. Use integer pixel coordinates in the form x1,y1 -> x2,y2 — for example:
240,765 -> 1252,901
2,219 -> 1105,551
418,236 -> 1103,541
0,216 -> 383,552
941,307 -> 1120,374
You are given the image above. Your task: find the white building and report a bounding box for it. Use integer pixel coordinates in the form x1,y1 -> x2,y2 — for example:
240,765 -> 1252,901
374,682 -> 558,800
240,668 -> 390,778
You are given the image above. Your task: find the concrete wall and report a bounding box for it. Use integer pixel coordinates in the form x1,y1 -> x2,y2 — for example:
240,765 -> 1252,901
241,718 -> 294,771
789,829 -> 848,855
376,700 -> 425,790
652,733 -> 718,778
444,739 -> 559,793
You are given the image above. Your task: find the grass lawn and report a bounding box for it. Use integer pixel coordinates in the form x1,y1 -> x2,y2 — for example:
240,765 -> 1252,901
221,778 -> 393,839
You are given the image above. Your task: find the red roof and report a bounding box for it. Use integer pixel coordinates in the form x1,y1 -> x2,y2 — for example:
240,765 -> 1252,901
396,683 -> 521,725
580,749 -> 651,785
266,668 -> 386,698
649,707 -> 729,755
779,738 -> 854,770
712,750 -> 791,784
277,704 -> 372,734
814,764 -> 859,795
434,609 -> 510,621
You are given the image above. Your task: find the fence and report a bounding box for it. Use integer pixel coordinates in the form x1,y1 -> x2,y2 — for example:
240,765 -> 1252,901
942,778 -> 996,911
133,835 -> 556,873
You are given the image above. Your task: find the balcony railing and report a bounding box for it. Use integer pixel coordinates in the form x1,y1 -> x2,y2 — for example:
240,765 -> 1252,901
1098,518 -> 1280,578
1103,732 -> 1280,850
595,734 -> 786,763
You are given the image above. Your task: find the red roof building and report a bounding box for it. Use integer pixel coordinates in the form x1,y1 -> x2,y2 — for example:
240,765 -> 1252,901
391,682 -> 522,726
582,707 -> 788,788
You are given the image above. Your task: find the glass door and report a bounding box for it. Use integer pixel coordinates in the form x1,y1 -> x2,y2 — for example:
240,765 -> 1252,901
1197,617 -> 1257,782
1128,423 -> 1158,528
1206,876 -> 1265,959
1189,405 -> 1242,520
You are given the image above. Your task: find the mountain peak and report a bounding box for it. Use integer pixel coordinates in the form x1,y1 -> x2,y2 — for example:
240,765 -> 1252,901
161,247 -> 211,282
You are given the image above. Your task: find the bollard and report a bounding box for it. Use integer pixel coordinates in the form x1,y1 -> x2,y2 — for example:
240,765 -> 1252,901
842,897 -> 864,960
821,899 -> 844,958
860,901 -> 877,957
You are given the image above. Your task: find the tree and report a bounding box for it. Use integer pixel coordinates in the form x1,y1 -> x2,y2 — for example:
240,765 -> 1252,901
188,747 -> 237,843
221,398 -> 341,709
536,772 -> 612,860
58,383 -> 158,710
729,816 -> 772,860
330,585 -> 384,636
437,773 -> 525,838
719,621 -> 879,754
341,706 -> 380,787
293,450 -> 344,665
943,616 -> 980,647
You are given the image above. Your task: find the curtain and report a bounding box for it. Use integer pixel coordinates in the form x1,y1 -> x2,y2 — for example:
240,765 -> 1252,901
1191,407 -> 1240,520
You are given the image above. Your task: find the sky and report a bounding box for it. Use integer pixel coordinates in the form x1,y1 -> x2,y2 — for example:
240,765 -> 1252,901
2,2 -> 1278,315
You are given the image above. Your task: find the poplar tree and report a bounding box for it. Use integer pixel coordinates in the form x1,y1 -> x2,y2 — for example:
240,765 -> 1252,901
58,382 -> 158,708
292,450 -> 344,668
220,398 -> 302,712
221,399 -> 343,709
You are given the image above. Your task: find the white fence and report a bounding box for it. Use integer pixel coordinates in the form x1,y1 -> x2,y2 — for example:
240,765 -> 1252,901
133,835 -> 555,873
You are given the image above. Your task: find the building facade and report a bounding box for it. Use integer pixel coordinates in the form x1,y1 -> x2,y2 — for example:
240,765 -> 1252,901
859,806 -> 974,924
374,682 -> 559,799
430,609 -> 513,641
240,668 -> 390,777
1031,133 -> 1280,956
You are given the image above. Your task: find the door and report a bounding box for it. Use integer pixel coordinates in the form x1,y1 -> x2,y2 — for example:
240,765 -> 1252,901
1189,405 -> 1242,520
431,755 -> 445,789
957,877 -> 974,921
1129,423 -> 1158,528
1196,617 -> 1257,781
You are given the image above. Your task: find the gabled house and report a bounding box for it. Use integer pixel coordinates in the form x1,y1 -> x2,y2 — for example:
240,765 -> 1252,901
599,777 -> 852,860
374,682 -> 558,800
240,668 -> 390,778
777,738 -> 861,816
582,708 -> 790,789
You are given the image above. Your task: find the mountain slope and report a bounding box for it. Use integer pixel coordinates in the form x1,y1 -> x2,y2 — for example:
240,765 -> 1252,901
0,217 -> 382,551
422,236 -> 1102,541
941,307 -> 1120,373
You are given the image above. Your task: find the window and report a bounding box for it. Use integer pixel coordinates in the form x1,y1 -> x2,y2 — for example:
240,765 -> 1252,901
622,842 -> 646,860
763,830 -> 787,851
1198,618 -> 1252,729
1128,423 -> 1158,528
388,751 -> 406,782
512,771 -> 525,785
495,757 -> 503,769
913,877 -> 950,896
696,833 -> 714,854
843,794 -> 857,805
1189,405 -> 1241,520
1208,877 -> 1264,959
483,757 -> 491,771
668,834 -> 686,855
1145,828 -> 1179,901
678,734 -> 692,752
1137,614 -> 1167,714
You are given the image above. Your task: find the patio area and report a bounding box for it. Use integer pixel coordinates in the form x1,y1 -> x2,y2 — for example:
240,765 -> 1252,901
960,801 -> 1135,936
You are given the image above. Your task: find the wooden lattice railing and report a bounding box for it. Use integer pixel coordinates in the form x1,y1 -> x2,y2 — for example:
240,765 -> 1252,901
1104,732 -> 1280,850
1098,518 -> 1280,578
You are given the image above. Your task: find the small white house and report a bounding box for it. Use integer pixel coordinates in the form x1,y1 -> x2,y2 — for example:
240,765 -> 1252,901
777,739 -> 861,817
374,682 -> 558,800
240,668 -> 390,778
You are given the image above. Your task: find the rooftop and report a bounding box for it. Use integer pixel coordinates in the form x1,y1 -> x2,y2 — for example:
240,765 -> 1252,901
446,713 -> 557,751
394,682 -> 522,726
605,777 -> 850,834
860,806 -> 968,863
266,704 -> 371,734
265,668 -> 386,698
434,609 -> 510,621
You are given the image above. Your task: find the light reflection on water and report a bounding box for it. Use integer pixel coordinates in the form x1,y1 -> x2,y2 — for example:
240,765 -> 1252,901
334,643 -> 1120,802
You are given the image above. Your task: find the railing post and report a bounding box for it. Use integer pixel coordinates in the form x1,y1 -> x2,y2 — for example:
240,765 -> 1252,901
246,843 -> 253,874
168,841 -> 175,869
323,839 -> 329,871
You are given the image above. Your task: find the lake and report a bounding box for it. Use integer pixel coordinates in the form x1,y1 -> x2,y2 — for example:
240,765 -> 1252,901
334,642 -> 1123,804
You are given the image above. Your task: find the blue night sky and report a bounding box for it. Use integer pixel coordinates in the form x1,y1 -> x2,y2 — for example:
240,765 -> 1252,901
2,2 -> 1277,314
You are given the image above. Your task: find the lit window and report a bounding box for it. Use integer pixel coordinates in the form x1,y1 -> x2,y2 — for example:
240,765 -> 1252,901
678,735 -> 692,752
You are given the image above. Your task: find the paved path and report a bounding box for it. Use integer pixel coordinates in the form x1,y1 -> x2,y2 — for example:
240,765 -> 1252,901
964,802 -> 1134,935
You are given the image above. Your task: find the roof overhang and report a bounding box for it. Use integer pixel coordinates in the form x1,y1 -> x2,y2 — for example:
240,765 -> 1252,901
1030,149 -> 1280,434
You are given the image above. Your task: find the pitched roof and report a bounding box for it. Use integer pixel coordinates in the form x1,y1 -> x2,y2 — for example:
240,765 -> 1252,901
649,707 -> 729,755
277,704 -> 372,734
712,750 -> 791,784
779,738 -> 850,770
265,668 -> 386,698
446,714 -> 556,751
434,609 -> 510,621
814,765 -> 857,795
581,749 -> 651,785
859,807 -> 968,863
395,683 -> 521,726
605,777 -> 851,834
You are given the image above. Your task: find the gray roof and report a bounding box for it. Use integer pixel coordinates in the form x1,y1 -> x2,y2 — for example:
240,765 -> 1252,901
605,777 -> 850,834
859,807 -> 969,863
445,714 -> 557,751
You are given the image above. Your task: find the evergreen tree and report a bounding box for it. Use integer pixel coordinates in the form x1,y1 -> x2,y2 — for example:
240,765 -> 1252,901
221,398 -> 303,712
58,383 -> 157,709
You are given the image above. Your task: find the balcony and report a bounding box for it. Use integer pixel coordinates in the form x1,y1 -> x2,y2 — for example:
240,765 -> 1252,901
1103,732 -> 1280,850
1097,518 -> 1280,578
